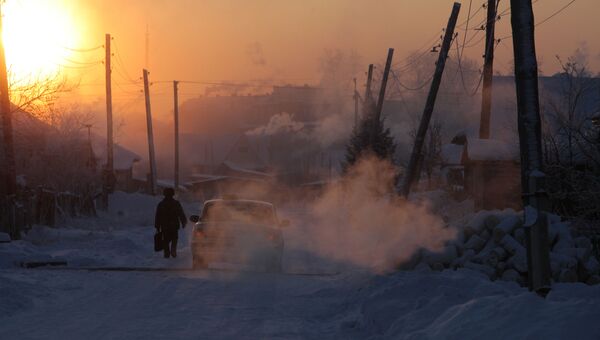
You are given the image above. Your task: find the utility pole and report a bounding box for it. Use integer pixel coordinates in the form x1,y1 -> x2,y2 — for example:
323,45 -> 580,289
364,64 -> 374,107
102,33 -> 114,210
510,0 -> 551,294
143,69 -> 157,195
173,80 -> 180,192
85,124 -> 92,143
374,48 -> 394,122
0,4 -> 15,197
105,34 -> 114,174
479,0 -> 498,139
353,78 -> 358,128
401,2 -> 461,198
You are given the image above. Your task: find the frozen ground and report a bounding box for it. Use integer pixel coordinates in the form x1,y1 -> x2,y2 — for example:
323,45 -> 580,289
1,192 -> 600,339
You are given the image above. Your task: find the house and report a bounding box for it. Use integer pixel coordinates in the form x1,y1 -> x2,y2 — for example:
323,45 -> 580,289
180,133 -> 275,201
441,134 -> 521,210
91,136 -> 141,192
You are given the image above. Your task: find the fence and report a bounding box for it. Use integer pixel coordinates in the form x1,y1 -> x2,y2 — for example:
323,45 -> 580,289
0,188 -> 97,240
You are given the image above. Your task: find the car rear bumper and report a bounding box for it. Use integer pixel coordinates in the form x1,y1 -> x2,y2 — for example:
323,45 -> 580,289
191,241 -> 282,264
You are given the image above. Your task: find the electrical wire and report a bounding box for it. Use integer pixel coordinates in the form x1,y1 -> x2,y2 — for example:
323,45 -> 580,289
391,69 -> 434,91
497,0 -> 572,41
536,0 -> 576,26
63,58 -> 104,65
112,38 -> 142,84
114,81 -> 143,96
457,0 -> 484,30
61,45 -> 103,53
460,0 -> 474,58
392,30 -> 444,72
56,62 -> 102,70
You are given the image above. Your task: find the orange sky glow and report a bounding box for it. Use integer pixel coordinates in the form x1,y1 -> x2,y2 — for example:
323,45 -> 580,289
2,0 -> 598,131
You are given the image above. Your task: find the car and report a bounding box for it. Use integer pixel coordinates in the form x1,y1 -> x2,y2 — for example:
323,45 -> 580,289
189,198 -> 289,272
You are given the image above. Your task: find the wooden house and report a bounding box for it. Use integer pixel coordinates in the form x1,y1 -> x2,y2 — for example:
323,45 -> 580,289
441,135 -> 521,210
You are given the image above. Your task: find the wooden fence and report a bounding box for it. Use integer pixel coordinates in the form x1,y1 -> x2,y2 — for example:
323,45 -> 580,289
0,188 -> 96,240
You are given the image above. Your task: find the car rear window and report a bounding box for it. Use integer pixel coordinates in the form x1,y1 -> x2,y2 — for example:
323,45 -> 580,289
201,201 -> 276,225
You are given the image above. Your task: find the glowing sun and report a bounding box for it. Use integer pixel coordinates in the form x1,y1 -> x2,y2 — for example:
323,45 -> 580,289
2,0 -> 80,81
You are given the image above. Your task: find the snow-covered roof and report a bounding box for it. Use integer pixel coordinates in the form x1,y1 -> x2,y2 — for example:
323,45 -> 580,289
222,161 -> 273,177
441,144 -> 465,165
204,198 -> 274,207
155,179 -> 188,191
190,173 -> 228,181
186,175 -> 267,185
465,138 -> 519,162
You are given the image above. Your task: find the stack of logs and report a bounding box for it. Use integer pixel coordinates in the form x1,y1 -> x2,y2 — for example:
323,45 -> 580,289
409,210 -> 600,286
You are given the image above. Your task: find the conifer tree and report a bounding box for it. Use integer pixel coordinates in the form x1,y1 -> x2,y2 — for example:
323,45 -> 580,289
344,99 -> 396,172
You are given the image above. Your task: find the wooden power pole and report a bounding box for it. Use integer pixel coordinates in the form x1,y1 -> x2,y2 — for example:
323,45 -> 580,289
101,33 -> 114,210
401,2 -> 461,197
353,78 -> 358,129
105,33 -> 114,175
374,48 -> 394,122
479,0 -> 497,139
365,64 -> 374,106
173,80 -> 180,192
510,0 -> 551,293
143,69 -> 157,195
0,5 -> 16,197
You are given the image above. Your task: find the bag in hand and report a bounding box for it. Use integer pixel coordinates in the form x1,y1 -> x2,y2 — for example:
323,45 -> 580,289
154,231 -> 163,252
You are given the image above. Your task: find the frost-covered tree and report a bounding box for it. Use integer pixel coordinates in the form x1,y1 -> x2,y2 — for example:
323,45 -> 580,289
541,50 -> 600,219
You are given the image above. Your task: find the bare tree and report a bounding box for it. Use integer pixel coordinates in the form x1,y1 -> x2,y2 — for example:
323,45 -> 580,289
16,104 -> 99,193
541,51 -> 600,219
8,70 -> 71,118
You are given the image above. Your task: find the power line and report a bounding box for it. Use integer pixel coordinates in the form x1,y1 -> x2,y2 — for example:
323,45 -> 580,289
152,80 -> 318,88
63,58 -> 104,65
392,29 -> 444,71
497,0 -> 574,41
56,62 -> 102,70
534,0 -> 577,27
390,69 -> 434,91
457,1 -> 485,30
112,38 -> 141,84
61,45 -> 103,53
459,0 -> 475,58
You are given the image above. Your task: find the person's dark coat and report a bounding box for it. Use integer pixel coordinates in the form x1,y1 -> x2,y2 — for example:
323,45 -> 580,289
154,197 -> 187,233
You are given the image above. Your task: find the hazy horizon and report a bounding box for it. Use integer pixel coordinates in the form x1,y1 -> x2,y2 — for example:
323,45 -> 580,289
3,0 -> 598,158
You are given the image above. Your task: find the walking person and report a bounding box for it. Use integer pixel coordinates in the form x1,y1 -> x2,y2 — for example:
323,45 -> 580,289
155,188 -> 187,258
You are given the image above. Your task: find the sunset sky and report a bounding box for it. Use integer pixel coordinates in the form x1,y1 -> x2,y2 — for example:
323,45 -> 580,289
2,0 -> 598,134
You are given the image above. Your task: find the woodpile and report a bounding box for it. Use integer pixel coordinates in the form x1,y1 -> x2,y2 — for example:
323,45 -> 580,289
408,210 -> 600,286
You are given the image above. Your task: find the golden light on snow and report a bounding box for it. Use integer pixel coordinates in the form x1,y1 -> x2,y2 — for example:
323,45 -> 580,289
2,0 -> 80,82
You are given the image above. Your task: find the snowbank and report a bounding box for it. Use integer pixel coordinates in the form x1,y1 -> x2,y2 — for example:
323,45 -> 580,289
405,208 -> 600,286
0,191 -> 196,269
346,269 -> 600,339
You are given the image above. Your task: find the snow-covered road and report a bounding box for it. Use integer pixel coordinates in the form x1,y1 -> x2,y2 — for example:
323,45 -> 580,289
2,192 -> 600,339
1,268 -> 364,339
3,264 -> 600,340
